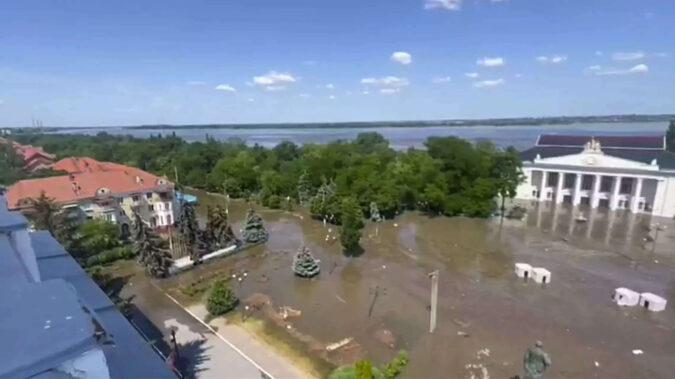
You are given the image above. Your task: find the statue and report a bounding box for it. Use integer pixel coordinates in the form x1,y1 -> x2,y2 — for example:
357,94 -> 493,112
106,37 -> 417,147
523,341 -> 551,379
292,246 -> 320,278
242,209 -> 268,244
369,202 -> 382,223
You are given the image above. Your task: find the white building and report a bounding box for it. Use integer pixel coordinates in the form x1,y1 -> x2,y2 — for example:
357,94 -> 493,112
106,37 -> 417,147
531,267 -> 551,284
516,135 -> 675,218
613,287 -> 640,306
639,293 -> 667,312
514,263 -> 533,279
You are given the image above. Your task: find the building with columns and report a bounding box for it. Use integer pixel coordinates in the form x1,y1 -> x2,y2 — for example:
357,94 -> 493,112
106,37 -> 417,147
516,134 -> 675,218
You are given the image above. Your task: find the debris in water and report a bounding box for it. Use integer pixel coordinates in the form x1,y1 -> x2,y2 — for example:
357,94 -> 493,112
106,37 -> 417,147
594,361 -> 600,367
477,348 -> 490,358
457,331 -> 470,338
278,306 -> 302,320
336,295 -> 347,304
632,349 -> 643,355
326,337 -> 353,352
393,223 -> 398,227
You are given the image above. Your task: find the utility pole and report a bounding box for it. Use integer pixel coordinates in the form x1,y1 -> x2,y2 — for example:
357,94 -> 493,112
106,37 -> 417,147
428,270 -> 439,333
368,285 -> 386,318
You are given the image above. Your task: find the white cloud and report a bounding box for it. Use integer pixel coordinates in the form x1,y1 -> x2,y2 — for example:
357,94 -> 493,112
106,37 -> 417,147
424,0 -> 462,11
587,64 -> 649,76
654,52 -> 669,58
380,88 -> 400,95
536,55 -> 567,64
214,84 -> 236,92
477,57 -> 505,67
473,78 -> 505,88
361,76 -> 409,87
325,83 -> 335,90
465,72 -> 480,79
328,95 -> 336,100
595,51 -> 604,56
187,81 -> 206,86
612,52 -> 645,61
299,93 -> 311,98
252,71 -> 296,86
432,76 -> 452,83
391,51 -> 412,65
265,85 -> 287,92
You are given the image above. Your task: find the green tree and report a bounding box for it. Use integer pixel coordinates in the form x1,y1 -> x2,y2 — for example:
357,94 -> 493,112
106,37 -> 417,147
292,246 -> 321,278
242,209 -> 268,243
340,197 -> 364,254
493,147 -> 525,212
0,140 -> 24,185
207,280 -> 239,316
134,213 -> 172,278
297,170 -> 312,206
28,191 -> 59,234
382,350 -> 409,379
76,219 -> 119,255
355,360 -> 374,379
177,201 -> 201,263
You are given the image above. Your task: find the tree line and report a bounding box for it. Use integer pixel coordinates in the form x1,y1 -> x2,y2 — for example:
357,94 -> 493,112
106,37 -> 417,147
14,131 -> 523,251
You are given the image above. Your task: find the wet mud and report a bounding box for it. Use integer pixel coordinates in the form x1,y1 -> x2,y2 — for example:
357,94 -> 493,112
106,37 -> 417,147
161,190 -> 675,378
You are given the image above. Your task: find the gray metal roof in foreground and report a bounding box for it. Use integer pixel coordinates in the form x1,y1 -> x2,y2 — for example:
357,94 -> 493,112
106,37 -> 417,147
31,230 -> 175,378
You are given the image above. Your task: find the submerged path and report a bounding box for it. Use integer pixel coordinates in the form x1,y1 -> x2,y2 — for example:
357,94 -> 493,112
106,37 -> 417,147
122,268 -> 307,378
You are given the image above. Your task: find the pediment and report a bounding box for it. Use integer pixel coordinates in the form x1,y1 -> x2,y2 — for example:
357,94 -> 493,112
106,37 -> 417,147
534,153 -> 658,171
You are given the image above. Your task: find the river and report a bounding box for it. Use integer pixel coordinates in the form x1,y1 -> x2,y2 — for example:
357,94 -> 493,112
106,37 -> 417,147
53,122 -> 669,150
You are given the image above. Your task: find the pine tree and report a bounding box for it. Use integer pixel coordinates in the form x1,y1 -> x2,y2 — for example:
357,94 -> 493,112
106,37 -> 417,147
29,191 -> 59,234
242,209 -> 268,244
207,280 -> 239,316
206,204 -> 239,248
340,197 -> 364,254
297,171 -> 312,206
134,212 -> 172,278
292,246 -> 321,278
177,200 -> 201,263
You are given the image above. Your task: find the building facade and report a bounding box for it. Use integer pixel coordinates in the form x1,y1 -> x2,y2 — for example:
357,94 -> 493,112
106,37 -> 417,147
516,134 -> 675,218
0,136 -> 55,172
7,157 -> 179,233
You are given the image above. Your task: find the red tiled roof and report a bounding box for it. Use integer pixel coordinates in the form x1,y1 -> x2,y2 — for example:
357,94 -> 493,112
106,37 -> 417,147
53,157 -> 140,174
537,134 -> 665,150
7,162 -> 173,210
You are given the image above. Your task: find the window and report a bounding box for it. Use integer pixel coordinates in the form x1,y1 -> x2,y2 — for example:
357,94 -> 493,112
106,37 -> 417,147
165,202 -> 171,210
581,175 -> 594,190
167,214 -> 172,225
105,213 -> 114,222
132,195 -> 140,202
146,192 -> 152,199
563,174 -> 575,189
117,197 -> 123,204
156,203 -> 162,211
620,178 -> 633,195
600,176 -> 613,193
148,204 -> 154,211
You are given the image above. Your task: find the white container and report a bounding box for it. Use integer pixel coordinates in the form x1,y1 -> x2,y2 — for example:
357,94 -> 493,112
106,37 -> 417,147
613,287 -> 640,306
639,293 -> 667,312
514,263 -> 532,279
531,267 -> 551,284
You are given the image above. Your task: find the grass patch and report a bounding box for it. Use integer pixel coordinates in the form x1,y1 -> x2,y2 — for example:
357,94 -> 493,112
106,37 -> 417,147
231,316 -> 333,379
178,270 -> 234,300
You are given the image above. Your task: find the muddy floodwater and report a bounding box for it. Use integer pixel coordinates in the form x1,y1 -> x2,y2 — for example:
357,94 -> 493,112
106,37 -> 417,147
161,190 -> 675,378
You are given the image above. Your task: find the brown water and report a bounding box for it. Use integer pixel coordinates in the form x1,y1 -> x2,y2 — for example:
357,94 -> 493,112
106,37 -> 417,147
163,190 -> 675,378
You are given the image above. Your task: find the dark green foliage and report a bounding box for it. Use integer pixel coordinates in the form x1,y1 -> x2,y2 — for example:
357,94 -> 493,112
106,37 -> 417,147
292,246 -> 320,278
355,360 -> 374,379
0,140 -> 24,185
77,219 -> 120,253
205,204 -> 239,249
85,246 -> 134,267
27,191 -> 59,233
667,120 -> 675,152
177,201 -> 201,263
381,350 -> 409,379
242,209 -> 268,243
206,280 -> 239,316
340,197 -> 364,253
12,131 -> 523,223
133,213 -> 172,278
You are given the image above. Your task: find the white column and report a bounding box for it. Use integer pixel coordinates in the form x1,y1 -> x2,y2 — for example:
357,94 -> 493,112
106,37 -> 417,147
572,173 -> 582,206
555,172 -> 564,204
631,177 -> 643,213
610,176 -> 622,210
539,171 -> 548,201
591,174 -> 601,208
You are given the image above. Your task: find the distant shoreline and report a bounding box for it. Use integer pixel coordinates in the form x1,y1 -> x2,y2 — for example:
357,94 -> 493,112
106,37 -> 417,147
6,114 -> 674,132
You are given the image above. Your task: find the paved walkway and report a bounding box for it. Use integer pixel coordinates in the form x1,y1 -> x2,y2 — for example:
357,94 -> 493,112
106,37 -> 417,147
123,273 -> 306,378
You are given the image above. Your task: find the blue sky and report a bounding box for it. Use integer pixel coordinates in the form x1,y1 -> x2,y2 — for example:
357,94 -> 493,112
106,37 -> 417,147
0,0 -> 673,126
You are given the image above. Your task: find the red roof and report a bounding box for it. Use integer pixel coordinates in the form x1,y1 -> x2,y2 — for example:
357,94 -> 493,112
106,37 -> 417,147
7,161 -> 173,210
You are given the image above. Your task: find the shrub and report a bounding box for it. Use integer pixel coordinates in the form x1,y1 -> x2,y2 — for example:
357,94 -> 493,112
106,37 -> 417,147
85,246 -> 134,267
382,350 -> 409,379
267,194 -> 281,209
206,280 -> 239,316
